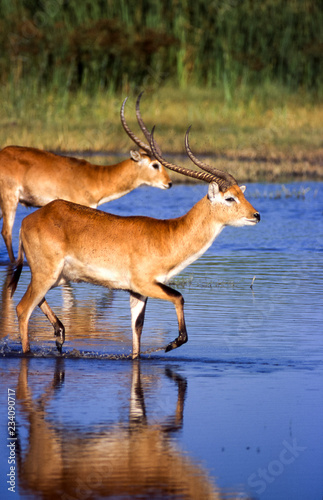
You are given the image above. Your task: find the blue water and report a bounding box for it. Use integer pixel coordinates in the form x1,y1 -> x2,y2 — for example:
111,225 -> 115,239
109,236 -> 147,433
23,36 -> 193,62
1,182 -> 323,499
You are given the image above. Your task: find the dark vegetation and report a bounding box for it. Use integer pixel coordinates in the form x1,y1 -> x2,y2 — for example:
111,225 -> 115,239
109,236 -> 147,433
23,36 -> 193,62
1,0 -> 322,95
1,1 -> 322,180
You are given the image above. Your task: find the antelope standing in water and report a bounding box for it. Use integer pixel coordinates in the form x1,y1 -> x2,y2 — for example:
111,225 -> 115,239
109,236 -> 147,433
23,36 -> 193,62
0,95 -> 171,262
9,121 -> 260,357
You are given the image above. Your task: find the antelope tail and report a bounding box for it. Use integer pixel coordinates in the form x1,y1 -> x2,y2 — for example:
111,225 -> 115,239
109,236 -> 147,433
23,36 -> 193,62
8,231 -> 24,297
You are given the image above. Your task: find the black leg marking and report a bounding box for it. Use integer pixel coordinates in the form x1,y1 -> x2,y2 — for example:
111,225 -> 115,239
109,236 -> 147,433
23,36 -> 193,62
165,332 -> 188,353
38,298 -> 66,354
155,283 -> 188,353
54,319 -> 65,353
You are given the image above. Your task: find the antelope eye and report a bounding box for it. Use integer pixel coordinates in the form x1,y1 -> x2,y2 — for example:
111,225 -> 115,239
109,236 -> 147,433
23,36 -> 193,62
151,162 -> 160,170
226,197 -> 235,203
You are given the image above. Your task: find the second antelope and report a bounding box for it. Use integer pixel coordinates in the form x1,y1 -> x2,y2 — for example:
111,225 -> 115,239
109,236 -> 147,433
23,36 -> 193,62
0,95 -> 171,263
9,127 -> 260,357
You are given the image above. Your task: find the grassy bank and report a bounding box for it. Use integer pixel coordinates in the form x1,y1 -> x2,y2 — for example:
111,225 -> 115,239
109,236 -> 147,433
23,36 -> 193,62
1,0 -> 322,181
1,84 -> 322,182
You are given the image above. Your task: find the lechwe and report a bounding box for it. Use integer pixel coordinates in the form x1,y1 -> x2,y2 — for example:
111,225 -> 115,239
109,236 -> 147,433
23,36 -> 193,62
9,127 -> 260,357
0,96 -> 171,262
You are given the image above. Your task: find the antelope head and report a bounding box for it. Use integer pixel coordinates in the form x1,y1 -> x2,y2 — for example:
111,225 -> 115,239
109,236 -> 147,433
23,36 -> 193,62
150,126 -> 261,227
120,95 -> 171,190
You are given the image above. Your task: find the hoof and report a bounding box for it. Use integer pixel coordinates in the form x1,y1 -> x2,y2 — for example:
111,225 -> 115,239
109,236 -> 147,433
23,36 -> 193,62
165,336 -> 188,353
23,350 -> 33,357
22,343 -> 31,355
54,323 -> 65,354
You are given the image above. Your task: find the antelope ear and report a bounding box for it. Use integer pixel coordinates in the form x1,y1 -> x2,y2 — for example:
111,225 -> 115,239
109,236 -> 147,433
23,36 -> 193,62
207,182 -> 220,202
130,150 -> 141,162
240,185 -> 246,193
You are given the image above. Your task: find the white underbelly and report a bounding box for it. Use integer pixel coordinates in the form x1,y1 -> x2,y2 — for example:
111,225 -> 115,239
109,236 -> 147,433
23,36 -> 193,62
62,256 -> 131,290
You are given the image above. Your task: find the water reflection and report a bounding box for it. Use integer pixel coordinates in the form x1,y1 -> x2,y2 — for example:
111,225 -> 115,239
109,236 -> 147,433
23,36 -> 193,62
1,182 -> 322,500
15,359 -> 247,499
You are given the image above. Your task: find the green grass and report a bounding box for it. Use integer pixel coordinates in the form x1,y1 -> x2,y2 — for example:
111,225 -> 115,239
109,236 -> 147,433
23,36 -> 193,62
1,0 -> 322,182
1,83 -> 322,157
1,82 -> 322,183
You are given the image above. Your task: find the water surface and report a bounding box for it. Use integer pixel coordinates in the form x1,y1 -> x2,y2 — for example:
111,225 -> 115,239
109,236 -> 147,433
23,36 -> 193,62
0,182 -> 322,499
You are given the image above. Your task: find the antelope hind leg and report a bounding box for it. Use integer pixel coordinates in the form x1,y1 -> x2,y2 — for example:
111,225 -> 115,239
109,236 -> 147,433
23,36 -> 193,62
39,298 -> 65,353
16,281 -> 45,353
16,274 -> 64,354
0,197 -> 19,263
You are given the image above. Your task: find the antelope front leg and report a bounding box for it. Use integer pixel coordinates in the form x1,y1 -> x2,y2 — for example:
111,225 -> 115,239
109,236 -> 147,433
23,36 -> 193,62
156,283 -> 188,352
130,292 -> 148,359
0,201 -> 18,263
136,282 -> 188,354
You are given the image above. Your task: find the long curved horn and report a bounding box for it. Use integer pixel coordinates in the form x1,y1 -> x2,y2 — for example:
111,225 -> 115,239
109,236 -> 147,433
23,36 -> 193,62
120,97 -> 151,154
136,92 -> 150,143
136,92 -> 162,157
185,126 -> 237,189
149,127 -> 217,183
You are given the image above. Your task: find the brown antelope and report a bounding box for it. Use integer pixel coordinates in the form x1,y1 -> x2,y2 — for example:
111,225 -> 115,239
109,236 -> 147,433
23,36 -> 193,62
9,127 -> 260,357
0,96 -> 172,263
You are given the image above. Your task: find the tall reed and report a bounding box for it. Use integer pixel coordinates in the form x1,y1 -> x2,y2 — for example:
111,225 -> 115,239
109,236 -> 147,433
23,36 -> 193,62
0,0 -> 322,97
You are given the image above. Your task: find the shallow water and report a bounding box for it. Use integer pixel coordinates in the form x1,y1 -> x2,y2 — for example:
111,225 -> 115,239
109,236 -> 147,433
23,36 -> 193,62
0,182 -> 323,499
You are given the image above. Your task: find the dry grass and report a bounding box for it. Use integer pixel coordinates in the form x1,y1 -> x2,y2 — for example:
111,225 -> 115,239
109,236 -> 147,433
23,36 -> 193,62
1,85 -> 322,181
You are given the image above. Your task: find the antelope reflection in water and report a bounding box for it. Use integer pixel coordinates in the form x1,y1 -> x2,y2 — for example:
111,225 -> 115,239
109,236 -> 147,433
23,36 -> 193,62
14,359 -> 248,499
